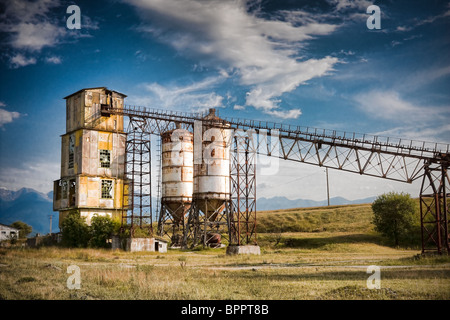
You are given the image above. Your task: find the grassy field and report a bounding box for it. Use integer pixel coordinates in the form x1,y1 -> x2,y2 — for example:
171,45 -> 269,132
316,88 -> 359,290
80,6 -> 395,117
1,203 -> 449,300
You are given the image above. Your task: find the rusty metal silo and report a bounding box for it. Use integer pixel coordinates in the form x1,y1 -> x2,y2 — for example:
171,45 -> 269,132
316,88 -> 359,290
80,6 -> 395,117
183,109 -> 233,248
193,116 -> 231,220
157,127 -> 194,246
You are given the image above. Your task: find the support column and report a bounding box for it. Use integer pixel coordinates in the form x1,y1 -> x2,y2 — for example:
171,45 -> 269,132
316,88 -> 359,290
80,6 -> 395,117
420,161 -> 449,254
228,130 -> 258,254
121,117 -> 153,236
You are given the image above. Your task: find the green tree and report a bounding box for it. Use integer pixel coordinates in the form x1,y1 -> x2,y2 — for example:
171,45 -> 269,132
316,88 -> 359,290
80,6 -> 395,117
89,215 -> 118,248
372,192 -> 418,246
61,212 -> 90,248
10,221 -> 32,239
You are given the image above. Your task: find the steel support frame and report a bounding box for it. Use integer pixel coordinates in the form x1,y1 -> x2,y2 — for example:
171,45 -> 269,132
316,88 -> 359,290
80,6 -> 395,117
229,132 -> 257,246
420,161 -> 450,254
183,199 -> 231,248
121,117 -> 153,236
157,202 -> 190,246
105,106 -> 450,253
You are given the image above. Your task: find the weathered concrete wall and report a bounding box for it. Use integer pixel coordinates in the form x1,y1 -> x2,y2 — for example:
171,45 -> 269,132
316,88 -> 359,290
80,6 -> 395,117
122,238 -> 168,253
226,245 -> 261,255
60,130 -> 126,178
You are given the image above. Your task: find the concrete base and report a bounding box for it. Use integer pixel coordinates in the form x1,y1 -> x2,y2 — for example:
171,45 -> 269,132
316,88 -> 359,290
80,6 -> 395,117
226,245 -> 261,255
112,236 -> 167,253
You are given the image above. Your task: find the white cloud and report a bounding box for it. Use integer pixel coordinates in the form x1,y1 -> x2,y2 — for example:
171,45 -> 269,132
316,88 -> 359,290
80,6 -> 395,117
0,107 -> 22,128
354,90 -> 441,122
0,160 -> 60,194
45,56 -> 62,64
372,125 -> 450,145
396,5 -> 450,32
9,53 -> 37,68
130,76 -> 226,113
125,0 -> 340,119
327,0 -> 373,12
0,0 -> 98,67
0,0 -> 63,51
354,90 -> 450,143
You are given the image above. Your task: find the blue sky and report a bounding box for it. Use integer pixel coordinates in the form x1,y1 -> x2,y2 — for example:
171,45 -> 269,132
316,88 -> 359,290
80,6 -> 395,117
0,0 -> 449,202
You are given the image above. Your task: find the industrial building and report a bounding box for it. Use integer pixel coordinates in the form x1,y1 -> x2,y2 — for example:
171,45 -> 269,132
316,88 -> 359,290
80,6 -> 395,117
54,87 -> 449,255
53,87 -> 127,226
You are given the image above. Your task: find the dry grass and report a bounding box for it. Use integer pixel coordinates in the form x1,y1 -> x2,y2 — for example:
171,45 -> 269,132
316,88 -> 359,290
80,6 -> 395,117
257,203 -> 374,233
0,202 -> 448,300
1,245 -> 449,300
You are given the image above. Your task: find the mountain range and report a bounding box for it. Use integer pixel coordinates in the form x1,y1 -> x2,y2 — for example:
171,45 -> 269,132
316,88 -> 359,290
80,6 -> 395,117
256,195 -> 377,211
0,187 -> 56,236
0,187 -> 376,237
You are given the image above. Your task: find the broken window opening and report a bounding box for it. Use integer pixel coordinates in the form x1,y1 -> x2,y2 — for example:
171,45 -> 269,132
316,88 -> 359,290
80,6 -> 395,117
99,149 -> 111,168
61,180 -> 68,199
68,134 -> 75,169
101,180 -> 113,199
69,179 -> 76,207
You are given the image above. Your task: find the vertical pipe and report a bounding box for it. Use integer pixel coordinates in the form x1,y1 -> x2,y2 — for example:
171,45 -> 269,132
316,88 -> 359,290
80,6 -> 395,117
326,168 -> 330,206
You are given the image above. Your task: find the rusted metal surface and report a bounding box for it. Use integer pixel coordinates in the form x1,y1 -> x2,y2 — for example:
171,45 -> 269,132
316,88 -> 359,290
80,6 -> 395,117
161,129 -> 194,211
420,158 -> 450,254
183,111 -> 233,248
98,98 -> 450,253
193,122 -> 232,217
229,133 -> 257,246
121,117 -> 153,232
157,129 -> 194,242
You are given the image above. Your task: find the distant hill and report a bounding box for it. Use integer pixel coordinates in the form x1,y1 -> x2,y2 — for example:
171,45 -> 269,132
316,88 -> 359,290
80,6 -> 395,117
256,195 -> 377,211
0,187 -> 377,237
0,187 -> 57,236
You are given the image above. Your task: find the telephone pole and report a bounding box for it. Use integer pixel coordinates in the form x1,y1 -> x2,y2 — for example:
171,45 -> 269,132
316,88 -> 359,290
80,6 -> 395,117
326,168 -> 330,206
48,214 -> 53,235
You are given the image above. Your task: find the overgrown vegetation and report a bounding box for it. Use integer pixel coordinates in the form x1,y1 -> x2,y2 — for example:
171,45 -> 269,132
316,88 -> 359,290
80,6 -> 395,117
372,192 -> 419,247
61,213 -> 119,248
10,221 -> 32,239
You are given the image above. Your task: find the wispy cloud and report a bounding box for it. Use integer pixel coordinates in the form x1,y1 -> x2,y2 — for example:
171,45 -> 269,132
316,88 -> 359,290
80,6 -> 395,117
0,160 -> 60,194
396,3 -> 450,32
125,0 -> 340,119
354,90 -> 450,142
0,104 -> 23,129
130,76 -> 226,113
0,0 -> 63,51
9,53 -> 37,68
0,0 -> 98,68
45,56 -> 62,64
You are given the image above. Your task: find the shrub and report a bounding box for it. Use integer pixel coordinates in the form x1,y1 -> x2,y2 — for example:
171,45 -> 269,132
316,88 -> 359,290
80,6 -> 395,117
61,213 -> 91,248
89,215 -> 118,248
372,192 -> 418,247
10,221 -> 32,239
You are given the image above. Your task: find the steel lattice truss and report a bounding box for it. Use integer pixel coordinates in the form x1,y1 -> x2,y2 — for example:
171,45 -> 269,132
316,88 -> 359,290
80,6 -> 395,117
420,163 -> 450,254
106,105 -> 450,253
229,133 -> 257,245
121,117 -> 153,235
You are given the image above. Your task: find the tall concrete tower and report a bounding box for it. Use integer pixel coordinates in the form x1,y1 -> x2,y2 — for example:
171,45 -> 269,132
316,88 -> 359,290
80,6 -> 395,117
53,87 -> 127,227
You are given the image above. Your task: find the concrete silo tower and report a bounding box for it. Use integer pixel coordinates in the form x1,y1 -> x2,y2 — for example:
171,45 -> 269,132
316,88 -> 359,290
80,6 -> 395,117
53,87 -> 127,227
183,108 -> 233,248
